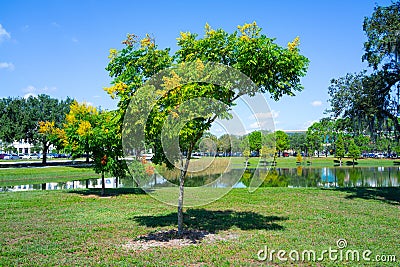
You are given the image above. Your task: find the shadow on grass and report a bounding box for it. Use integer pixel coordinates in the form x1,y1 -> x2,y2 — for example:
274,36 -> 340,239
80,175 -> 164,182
329,187 -> 400,205
66,187 -> 147,196
132,208 -> 287,233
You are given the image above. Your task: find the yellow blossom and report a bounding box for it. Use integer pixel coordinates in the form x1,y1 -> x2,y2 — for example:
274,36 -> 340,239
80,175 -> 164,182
77,121 -> 91,136
38,121 -> 55,134
195,58 -> 205,73
237,21 -> 259,40
162,71 -> 182,90
140,34 -> 154,48
288,36 -> 300,51
108,48 -> 117,59
177,31 -> 191,42
104,82 -> 128,99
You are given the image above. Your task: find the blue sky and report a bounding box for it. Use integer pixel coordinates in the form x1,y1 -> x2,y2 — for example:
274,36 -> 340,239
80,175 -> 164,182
0,0 -> 392,131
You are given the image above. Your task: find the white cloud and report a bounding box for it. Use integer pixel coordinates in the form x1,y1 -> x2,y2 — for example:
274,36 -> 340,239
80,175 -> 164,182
72,37 -> 79,43
249,110 -> 280,120
22,85 -> 57,96
0,24 -> 10,42
0,62 -> 14,70
311,100 -> 323,107
23,93 -> 37,99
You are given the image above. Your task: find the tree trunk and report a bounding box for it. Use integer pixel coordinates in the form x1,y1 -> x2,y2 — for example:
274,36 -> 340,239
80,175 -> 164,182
339,158 -> 342,167
177,154 -> 191,236
41,142 -> 49,165
86,152 -> 90,163
41,183 -> 46,190
85,179 -> 89,189
101,171 -> 105,196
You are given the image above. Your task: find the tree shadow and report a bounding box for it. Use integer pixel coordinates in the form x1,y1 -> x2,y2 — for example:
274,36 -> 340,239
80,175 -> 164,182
66,187 -> 148,197
328,187 -> 400,205
131,208 -> 287,233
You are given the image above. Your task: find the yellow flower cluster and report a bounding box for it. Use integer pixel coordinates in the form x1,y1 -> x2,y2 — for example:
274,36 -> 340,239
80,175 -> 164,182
237,21 -> 258,40
108,48 -> 117,59
38,121 -> 55,134
66,101 -> 98,123
204,23 -> 216,36
140,34 -> 154,48
195,58 -> 205,73
288,36 -> 300,51
162,71 -> 182,90
177,31 -> 191,42
77,121 -> 91,136
104,82 -> 128,99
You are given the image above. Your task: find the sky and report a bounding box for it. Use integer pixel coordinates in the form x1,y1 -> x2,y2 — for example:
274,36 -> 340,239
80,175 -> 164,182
0,0 -> 393,132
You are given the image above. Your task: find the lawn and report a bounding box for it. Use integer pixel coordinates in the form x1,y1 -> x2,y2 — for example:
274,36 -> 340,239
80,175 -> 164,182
229,156 -> 399,168
0,166 -> 104,187
0,187 -> 398,266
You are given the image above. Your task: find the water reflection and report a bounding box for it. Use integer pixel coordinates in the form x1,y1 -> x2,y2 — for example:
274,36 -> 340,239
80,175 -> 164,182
1,167 -> 399,192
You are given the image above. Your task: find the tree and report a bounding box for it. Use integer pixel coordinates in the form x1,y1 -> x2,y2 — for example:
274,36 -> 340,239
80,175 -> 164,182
335,135 -> 346,166
106,22 -> 309,235
363,1 -> 400,69
296,152 -> 303,164
64,103 -> 126,195
64,101 -> 98,163
306,122 -> 323,158
328,2 -> 400,142
243,148 -> 250,166
38,121 -> 65,163
347,138 -> 361,166
248,131 -> 262,155
0,95 -> 73,164
275,130 -> 289,156
239,135 -> 250,153
217,134 -> 232,154
288,133 -> 306,153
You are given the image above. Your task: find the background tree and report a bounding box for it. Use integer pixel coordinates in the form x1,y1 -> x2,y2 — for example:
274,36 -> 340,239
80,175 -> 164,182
243,148 -> 251,166
328,1 -> 400,143
106,22 -> 309,235
288,132 -> 306,153
217,134 -> 232,155
0,95 -> 72,164
335,135 -> 346,166
248,131 -> 262,155
275,130 -> 289,157
347,138 -> 361,166
306,122 -> 323,158
64,101 -> 98,163
64,103 -> 126,195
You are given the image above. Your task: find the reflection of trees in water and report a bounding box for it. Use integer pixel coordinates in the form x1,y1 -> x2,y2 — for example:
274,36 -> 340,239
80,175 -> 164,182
240,168 -> 288,187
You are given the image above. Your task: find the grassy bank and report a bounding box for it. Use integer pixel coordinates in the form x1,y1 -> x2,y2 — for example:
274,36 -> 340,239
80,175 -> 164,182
229,156 -> 399,168
0,187 -> 398,266
0,166 -> 104,186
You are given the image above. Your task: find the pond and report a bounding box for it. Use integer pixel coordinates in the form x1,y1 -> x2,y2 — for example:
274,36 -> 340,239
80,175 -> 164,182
1,166 -> 399,192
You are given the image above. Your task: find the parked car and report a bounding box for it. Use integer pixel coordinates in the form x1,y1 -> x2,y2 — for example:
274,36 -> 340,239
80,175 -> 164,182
0,153 -> 8,159
29,153 -> 40,159
20,154 -> 32,159
4,154 -> 20,160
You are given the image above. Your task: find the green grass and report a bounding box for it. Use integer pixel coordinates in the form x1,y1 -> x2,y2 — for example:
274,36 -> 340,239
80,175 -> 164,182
228,156 -> 399,168
0,166 -> 105,186
0,187 -> 398,266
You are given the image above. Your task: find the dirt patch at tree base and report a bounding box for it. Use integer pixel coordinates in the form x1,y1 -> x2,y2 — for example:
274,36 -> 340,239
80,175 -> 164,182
123,229 -> 239,250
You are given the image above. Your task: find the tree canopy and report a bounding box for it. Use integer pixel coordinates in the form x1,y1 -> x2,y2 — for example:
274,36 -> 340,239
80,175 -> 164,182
105,22 -> 309,234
